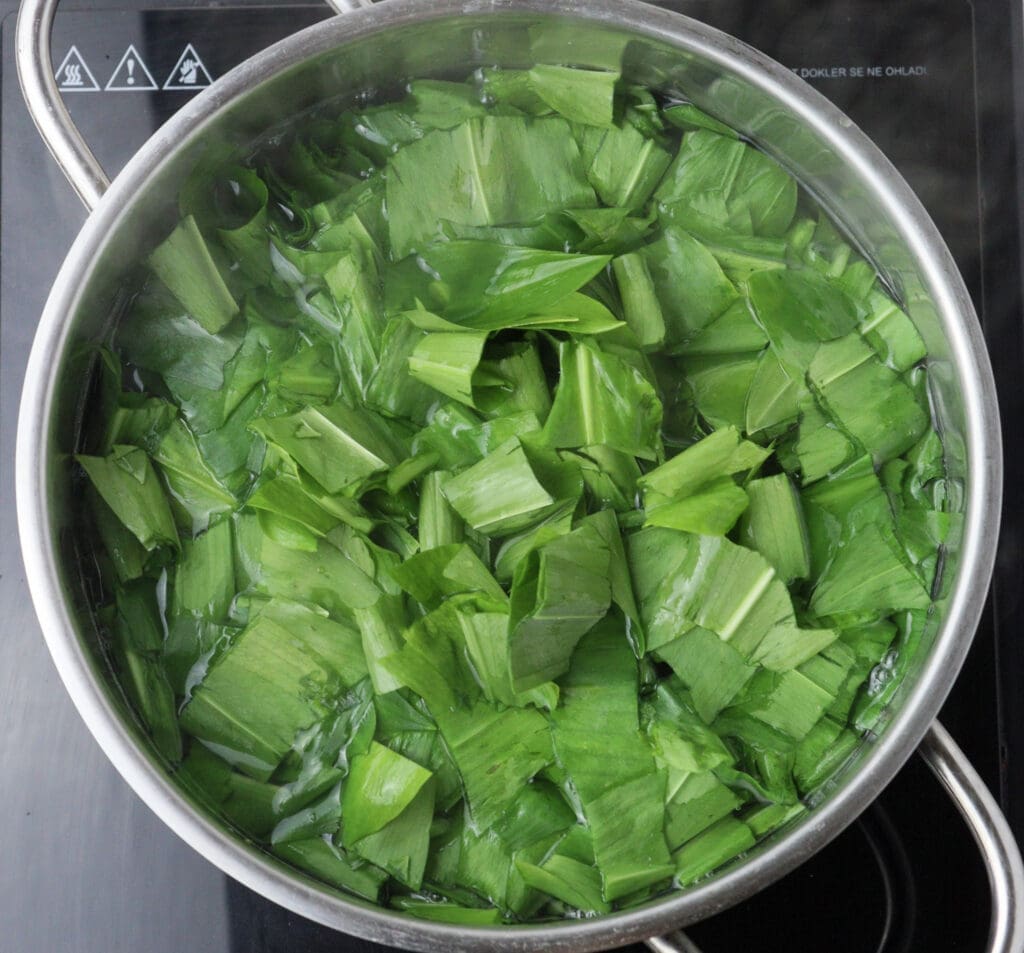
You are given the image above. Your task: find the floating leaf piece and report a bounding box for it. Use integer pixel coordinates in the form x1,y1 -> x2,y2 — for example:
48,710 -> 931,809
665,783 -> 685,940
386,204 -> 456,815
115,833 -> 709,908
149,215 -> 238,333
738,475 -> 811,582
386,116 -> 597,258
643,226 -> 739,341
387,240 -> 610,328
508,518 -> 612,691
437,702 -> 554,831
540,338 -> 664,460
180,601 -> 369,780
251,402 -> 403,494
638,427 -> 767,535
552,620 -> 674,901
527,65 -> 619,127
78,446 -> 178,551
808,334 -> 929,466
442,438 -> 558,535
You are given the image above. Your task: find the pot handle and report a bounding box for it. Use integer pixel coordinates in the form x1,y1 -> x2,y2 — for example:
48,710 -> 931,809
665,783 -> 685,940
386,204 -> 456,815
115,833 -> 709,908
14,0 -> 375,212
15,0 -> 109,210
645,721 -> 1024,953
919,722 -> 1024,953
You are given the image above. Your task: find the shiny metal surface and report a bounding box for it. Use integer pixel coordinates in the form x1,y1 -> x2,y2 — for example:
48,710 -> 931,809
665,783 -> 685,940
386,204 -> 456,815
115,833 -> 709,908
644,932 -> 705,953
324,0 -> 377,11
14,0 -> 109,209
14,0 -> 1007,950
921,723 -> 1024,953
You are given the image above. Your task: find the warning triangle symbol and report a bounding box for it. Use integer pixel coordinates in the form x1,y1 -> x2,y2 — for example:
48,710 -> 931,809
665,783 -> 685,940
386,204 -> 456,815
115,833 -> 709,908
54,46 -> 99,92
163,44 -> 214,91
105,44 -> 158,91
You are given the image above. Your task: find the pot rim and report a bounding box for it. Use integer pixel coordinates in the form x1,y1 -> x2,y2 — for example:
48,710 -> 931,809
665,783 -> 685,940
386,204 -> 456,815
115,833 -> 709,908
16,1 -> 1003,950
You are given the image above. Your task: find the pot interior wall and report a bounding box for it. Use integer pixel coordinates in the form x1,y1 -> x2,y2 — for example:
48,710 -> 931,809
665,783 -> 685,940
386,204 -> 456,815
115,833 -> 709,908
36,3 -> 975,944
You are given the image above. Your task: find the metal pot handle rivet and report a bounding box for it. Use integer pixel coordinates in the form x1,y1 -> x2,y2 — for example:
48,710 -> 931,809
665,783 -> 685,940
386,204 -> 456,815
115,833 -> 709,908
14,1 -> 1024,952
644,722 -> 1024,953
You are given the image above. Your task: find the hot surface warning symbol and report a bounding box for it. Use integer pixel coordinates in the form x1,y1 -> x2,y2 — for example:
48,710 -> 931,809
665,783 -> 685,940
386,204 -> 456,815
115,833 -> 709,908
55,46 -> 99,92
105,44 -> 158,91
163,44 -> 213,91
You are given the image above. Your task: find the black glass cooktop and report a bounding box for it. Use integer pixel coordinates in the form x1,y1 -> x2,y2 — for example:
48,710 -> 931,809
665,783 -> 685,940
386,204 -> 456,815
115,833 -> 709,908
0,2 -> 1018,951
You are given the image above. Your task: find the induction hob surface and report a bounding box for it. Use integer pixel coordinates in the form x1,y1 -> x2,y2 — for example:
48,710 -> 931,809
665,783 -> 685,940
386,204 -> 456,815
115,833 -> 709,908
0,3 -> 1018,952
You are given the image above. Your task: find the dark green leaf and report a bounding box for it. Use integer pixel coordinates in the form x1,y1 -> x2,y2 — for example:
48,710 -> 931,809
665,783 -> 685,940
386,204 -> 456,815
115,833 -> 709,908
386,240 -> 609,328
386,116 -> 596,259
180,600 -> 367,780
252,402 -> 404,494
508,519 -> 612,691
149,216 -> 238,333
808,334 -> 929,466
540,338 -> 664,460
746,267 -> 861,379
582,120 -> 672,210
442,438 -> 562,536
643,226 -> 739,342
79,446 -> 178,551
436,702 -> 553,830
737,475 -> 811,582
527,65 -> 618,127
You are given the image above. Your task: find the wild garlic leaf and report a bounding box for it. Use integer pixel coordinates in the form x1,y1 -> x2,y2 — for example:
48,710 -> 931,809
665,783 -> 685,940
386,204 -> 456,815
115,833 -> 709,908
508,518 -> 613,691
386,240 -> 610,328
540,338 -> 664,460
149,215 -> 239,334
78,446 -> 178,551
386,116 -> 597,258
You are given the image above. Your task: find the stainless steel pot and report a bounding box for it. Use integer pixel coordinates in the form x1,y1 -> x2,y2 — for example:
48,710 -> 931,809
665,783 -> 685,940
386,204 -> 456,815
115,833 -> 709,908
14,0 -> 1024,950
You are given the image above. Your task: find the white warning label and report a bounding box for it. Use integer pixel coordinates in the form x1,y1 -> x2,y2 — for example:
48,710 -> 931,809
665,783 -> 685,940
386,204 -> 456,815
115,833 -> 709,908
105,44 -> 158,91
163,43 -> 214,90
55,46 -> 99,92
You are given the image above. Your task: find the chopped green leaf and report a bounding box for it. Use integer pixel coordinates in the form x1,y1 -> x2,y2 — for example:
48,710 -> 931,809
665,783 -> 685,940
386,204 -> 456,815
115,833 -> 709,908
252,402 -> 403,494
149,215 -> 238,334
658,628 -> 756,723
737,475 -> 811,582
342,741 -> 433,844
639,427 -> 768,535
389,543 -> 505,608
180,601 -> 368,779
582,120 -> 673,210
386,116 -> 596,258
527,65 -> 618,127
442,438 -> 562,536
552,620 -> 674,901
675,816 -> 755,885
809,522 -> 931,618
274,838 -> 387,901
540,338 -> 664,460
746,267 -> 860,379
643,226 -> 739,341
613,252 -> 666,350
79,446 -> 178,551
808,334 -> 929,466
508,518 -> 612,691
153,419 -> 235,534
657,130 -> 797,236
387,240 -> 609,329
436,702 -> 553,830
